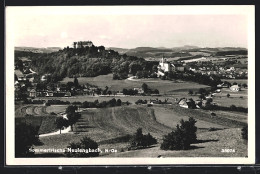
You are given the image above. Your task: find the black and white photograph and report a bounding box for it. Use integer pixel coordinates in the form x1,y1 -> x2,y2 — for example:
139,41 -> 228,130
5,5 -> 255,165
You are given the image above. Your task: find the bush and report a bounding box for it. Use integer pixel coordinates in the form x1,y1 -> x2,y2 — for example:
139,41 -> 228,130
130,128 -> 157,149
211,112 -> 216,116
241,126 -> 248,140
50,112 -> 57,115
160,117 -> 197,150
65,137 -> 100,157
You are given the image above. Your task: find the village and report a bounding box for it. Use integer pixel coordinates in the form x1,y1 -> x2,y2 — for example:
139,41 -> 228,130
15,52 -> 247,112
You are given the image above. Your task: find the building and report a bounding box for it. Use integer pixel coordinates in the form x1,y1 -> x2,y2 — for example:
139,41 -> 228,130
64,92 -> 72,97
73,41 -> 93,49
29,89 -> 37,98
46,91 -> 54,97
15,70 -> 26,81
157,57 -> 185,77
178,98 -> 196,109
230,85 -> 241,92
157,57 -> 171,77
133,88 -> 144,94
172,63 -> 185,72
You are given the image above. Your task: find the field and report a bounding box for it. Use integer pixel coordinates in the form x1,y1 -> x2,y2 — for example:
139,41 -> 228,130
60,74 -> 209,94
15,104 -> 68,134
213,88 -> 248,107
37,105 -> 247,157
17,73 -> 248,158
15,104 -> 68,117
221,79 -> 248,85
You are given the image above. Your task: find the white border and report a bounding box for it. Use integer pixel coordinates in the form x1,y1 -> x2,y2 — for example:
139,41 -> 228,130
5,5 -> 255,165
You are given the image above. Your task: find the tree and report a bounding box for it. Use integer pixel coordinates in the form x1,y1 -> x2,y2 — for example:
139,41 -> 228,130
142,83 -> 148,93
134,128 -> 143,147
74,77 -> 79,88
242,83 -> 248,88
122,88 -> 128,95
130,128 -> 157,148
55,117 -> 69,134
154,89 -> 159,94
15,123 -> 40,157
66,105 -> 80,131
160,117 -> 197,150
136,71 -> 143,79
227,93 -> 230,98
152,65 -> 158,72
199,94 -> 206,100
116,99 -> 122,106
65,136 -> 99,157
67,81 -> 74,90
198,88 -> 206,95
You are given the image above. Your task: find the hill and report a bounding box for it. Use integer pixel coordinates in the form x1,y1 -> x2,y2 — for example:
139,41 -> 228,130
107,45 -> 247,59
37,105 -> 247,157
15,46 -> 62,53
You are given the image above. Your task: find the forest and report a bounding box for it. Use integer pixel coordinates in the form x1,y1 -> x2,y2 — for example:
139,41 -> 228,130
15,45 -> 156,83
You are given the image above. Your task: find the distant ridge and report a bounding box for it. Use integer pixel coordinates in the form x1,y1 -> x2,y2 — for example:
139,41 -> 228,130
15,46 -> 62,53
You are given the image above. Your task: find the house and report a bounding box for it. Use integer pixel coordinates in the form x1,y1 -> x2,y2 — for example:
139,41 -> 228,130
217,82 -> 230,88
230,85 -> 241,92
149,99 -> 161,104
46,91 -> 54,97
64,92 -> 71,97
178,98 -> 196,109
29,89 -> 37,98
172,64 -> 185,72
133,88 -> 144,94
15,70 -> 26,81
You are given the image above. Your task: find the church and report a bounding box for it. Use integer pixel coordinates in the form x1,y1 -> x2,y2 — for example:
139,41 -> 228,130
157,57 -> 171,77
157,57 -> 185,77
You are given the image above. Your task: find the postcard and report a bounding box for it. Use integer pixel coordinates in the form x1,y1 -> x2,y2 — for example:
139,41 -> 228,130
5,5 -> 255,165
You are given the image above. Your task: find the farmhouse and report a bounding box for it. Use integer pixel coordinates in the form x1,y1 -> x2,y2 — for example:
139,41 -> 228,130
15,70 -> 26,81
134,88 -> 144,94
46,91 -> 54,97
64,92 -> 72,97
29,89 -> 37,98
178,98 -> 196,109
172,63 -> 185,72
230,85 -> 241,92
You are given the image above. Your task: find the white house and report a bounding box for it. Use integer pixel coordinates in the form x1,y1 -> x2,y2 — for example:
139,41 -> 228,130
230,85 -> 241,92
133,88 -> 144,94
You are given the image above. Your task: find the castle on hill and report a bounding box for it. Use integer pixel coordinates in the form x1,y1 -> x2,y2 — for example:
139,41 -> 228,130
73,41 -> 93,49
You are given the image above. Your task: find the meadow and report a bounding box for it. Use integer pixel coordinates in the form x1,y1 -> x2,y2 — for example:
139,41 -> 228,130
36,105 -> 247,157
60,74 -> 209,94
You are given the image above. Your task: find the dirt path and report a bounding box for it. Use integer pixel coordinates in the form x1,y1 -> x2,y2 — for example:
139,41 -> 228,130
39,126 -> 71,137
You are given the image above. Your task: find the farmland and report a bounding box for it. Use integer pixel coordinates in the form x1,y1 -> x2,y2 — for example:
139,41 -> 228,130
60,74 -> 209,94
36,104 -> 247,157
15,104 -> 67,117
17,73 -> 248,158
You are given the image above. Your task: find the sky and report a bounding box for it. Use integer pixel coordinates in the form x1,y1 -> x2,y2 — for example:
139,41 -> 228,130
8,7 -> 249,49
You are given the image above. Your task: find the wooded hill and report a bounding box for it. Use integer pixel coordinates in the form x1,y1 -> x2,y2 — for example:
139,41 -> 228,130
15,45 -> 156,83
